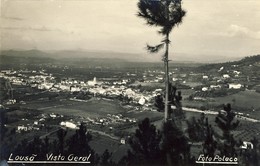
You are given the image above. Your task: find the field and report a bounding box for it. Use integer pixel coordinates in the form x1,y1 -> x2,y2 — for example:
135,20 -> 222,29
23,98 -> 166,123
211,90 -> 260,118
124,110 -> 163,121
182,90 -> 260,119
213,90 -> 260,109
23,99 -> 126,118
19,94 -> 260,153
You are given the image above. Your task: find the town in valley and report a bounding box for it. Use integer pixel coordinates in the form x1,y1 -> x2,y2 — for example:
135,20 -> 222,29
0,51 -> 259,163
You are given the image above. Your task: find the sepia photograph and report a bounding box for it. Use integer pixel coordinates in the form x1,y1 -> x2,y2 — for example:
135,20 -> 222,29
0,0 -> 260,165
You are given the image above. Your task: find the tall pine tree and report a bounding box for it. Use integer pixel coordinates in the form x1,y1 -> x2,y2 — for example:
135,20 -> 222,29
137,0 -> 186,121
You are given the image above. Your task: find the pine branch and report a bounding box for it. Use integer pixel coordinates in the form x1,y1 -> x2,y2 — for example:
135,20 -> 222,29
146,43 -> 165,53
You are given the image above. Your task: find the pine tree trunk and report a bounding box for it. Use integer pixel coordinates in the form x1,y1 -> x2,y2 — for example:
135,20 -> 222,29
164,0 -> 170,122
164,33 -> 169,122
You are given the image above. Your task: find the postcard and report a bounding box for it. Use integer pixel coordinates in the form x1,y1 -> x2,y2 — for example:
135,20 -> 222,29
0,0 -> 259,165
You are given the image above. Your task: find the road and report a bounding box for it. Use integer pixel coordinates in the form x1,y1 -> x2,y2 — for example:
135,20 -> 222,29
183,107 -> 259,122
88,129 -> 120,141
28,127 -> 63,142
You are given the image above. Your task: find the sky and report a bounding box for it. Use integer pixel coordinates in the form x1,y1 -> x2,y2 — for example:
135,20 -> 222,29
1,0 -> 260,61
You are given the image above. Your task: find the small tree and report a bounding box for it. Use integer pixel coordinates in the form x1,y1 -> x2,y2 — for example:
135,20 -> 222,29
124,118 -> 162,165
0,108 -> 8,141
154,94 -> 164,112
154,84 -> 184,120
215,103 -> 239,156
57,128 -> 67,154
186,113 -> 208,142
161,120 -> 192,166
137,0 -> 186,121
66,123 -> 98,163
43,136 -> 50,155
250,137 -> 259,166
168,84 -> 184,121
100,149 -> 114,166
203,124 -> 217,157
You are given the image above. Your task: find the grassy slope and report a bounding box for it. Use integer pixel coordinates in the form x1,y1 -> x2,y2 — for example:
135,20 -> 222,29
213,90 -> 260,109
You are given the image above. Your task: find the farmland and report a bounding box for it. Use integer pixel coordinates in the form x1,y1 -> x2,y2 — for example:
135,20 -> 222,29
23,98 -> 127,118
14,91 -> 260,142
213,90 -> 260,110
183,90 -> 260,113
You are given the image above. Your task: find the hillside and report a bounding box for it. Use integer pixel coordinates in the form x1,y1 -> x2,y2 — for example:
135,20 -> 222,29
0,49 -> 244,63
1,49 -> 259,68
197,54 -> 260,71
0,49 -> 50,58
0,49 -> 148,62
0,55 -> 53,67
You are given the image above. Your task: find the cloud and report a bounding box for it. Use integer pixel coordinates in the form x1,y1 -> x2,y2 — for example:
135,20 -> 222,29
218,24 -> 260,39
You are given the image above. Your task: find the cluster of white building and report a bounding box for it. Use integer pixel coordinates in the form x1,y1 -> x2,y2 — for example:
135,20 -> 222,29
201,83 -> 243,92
200,67 -> 244,92
1,69 -> 164,111
83,113 -> 137,126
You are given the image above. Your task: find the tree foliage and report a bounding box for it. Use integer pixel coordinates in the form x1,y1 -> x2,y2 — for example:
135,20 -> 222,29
154,84 -> 184,119
123,117 -> 193,165
66,123 -> 98,163
137,0 -> 186,55
10,123 -> 99,164
100,149 -> 114,166
124,118 -> 162,165
203,123 -> 217,157
215,104 -> 239,138
154,94 -> 164,112
186,114 -> 207,142
137,0 -> 186,35
161,120 -> 192,166
215,103 -> 239,156
57,128 -> 67,153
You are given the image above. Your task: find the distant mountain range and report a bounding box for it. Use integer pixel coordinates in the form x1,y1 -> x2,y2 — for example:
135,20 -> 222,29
0,49 -> 246,63
0,49 -> 50,58
0,49 -> 149,62
0,49 -> 259,72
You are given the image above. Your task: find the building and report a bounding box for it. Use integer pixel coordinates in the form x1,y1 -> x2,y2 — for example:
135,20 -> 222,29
17,125 -> 28,132
120,138 -> 126,144
202,87 -> 208,91
138,97 -> 146,105
229,83 -> 242,89
88,77 -> 97,86
70,86 -> 81,92
240,141 -> 253,150
87,77 -> 103,86
202,75 -> 209,79
223,74 -> 230,79
210,85 -> 221,89
60,121 -> 78,129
